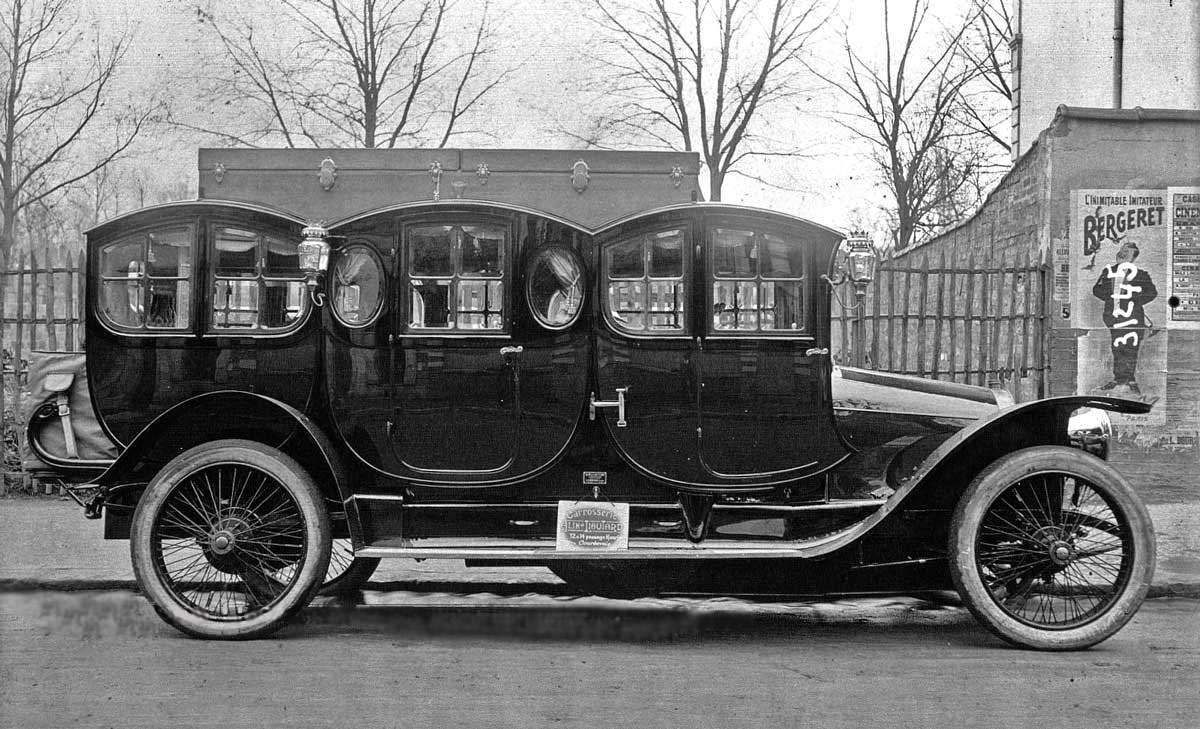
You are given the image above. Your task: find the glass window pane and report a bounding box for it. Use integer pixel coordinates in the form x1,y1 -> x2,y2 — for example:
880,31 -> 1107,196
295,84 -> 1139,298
100,238 -> 144,278
410,226 -> 453,276
410,280 -> 451,328
264,234 -> 301,277
760,232 -> 804,279
214,227 -> 259,277
147,280 -> 189,328
649,229 -> 684,277
262,280 -> 304,328
711,281 -> 758,331
607,238 -> 643,279
763,281 -> 805,331
148,228 -> 191,277
213,279 -> 259,328
460,225 -> 504,277
608,281 -> 646,330
712,228 -> 755,277
331,247 -> 383,326
101,281 -> 145,327
528,248 -> 584,329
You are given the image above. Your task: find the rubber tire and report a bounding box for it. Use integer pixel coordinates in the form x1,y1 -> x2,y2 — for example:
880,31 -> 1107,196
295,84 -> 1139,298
550,560 -> 699,598
948,446 -> 1155,651
130,439 -> 332,639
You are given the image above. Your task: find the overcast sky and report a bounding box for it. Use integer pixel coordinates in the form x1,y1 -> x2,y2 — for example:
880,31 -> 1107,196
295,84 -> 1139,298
72,0 -> 987,234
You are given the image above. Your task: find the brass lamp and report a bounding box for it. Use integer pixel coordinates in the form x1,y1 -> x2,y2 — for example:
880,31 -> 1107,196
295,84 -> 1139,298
824,231 -> 879,368
299,223 -> 331,306
828,231 -> 878,286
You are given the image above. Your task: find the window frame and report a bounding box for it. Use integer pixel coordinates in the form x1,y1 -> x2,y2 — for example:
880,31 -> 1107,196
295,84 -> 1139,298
329,242 -> 387,329
94,223 -> 196,336
525,245 -> 586,331
705,221 -> 813,339
399,215 -> 513,337
207,222 -> 311,335
600,224 -> 692,339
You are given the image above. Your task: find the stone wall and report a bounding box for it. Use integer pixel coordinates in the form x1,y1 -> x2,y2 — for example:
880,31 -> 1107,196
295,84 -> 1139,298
894,107 -> 1200,453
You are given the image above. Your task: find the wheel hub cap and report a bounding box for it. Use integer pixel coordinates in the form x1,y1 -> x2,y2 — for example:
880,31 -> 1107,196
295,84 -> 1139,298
210,530 -> 236,555
1049,540 -> 1074,566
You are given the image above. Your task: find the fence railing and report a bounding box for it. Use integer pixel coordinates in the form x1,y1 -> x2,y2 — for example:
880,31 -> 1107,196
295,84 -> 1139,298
831,250 -> 1050,402
2,249 -> 86,491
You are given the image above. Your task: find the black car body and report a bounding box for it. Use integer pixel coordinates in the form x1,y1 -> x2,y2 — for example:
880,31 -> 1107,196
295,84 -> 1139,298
26,149 -> 1155,648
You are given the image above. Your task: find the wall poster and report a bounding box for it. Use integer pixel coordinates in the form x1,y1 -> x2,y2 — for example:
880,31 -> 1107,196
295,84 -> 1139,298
1167,186 -> 1200,328
1069,190 -> 1167,420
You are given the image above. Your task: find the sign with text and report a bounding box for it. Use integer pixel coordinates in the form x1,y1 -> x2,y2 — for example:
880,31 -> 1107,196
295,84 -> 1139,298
556,501 -> 629,551
1167,187 -> 1200,328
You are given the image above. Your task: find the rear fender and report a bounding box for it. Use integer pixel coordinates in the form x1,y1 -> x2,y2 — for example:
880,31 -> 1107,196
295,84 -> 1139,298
94,391 -> 362,544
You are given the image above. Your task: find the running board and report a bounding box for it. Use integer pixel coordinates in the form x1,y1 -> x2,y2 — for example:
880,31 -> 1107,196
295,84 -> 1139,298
357,534 -> 853,561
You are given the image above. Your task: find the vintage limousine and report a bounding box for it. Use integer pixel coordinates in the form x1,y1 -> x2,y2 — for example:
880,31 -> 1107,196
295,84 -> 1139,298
25,149 -> 1154,648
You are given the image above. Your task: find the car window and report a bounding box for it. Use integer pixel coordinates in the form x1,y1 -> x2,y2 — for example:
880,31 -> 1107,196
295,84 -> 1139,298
330,244 -> 385,327
211,226 -> 307,332
527,247 -> 585,329
710,227 -> 807,334
603,227 -> 687,334
406,223 -> 507,331
97,226 -> 193,332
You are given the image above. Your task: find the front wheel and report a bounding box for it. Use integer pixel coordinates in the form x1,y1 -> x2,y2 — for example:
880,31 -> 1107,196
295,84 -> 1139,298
949,446 -> 1154,650
130,440 -> 331,639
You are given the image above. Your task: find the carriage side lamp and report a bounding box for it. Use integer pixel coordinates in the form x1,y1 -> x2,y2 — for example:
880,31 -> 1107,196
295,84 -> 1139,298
822,231 -> 879,368
299,223 -> 331,307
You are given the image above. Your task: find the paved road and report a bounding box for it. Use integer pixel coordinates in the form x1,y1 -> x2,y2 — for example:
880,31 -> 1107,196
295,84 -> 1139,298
1,590 -> 1197,729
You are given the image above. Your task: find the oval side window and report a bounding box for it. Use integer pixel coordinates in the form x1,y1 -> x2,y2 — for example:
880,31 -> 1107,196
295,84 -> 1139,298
331,244 -> 385,327
526,247 -> 585,330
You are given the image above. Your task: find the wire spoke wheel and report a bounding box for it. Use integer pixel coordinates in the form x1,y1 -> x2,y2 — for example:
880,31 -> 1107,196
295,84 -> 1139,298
976,475 -> 1131,630
152,464 -> 308,621
132,440 -> 331,639
949,446 -> 1154,650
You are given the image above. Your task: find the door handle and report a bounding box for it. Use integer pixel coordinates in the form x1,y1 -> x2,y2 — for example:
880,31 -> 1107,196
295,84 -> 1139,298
499,345 -> 524,358
590,387 -> 629,427
805,347 -> 830,357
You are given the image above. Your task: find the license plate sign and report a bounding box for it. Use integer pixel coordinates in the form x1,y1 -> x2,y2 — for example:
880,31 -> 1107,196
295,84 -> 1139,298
556,500 -> 629,551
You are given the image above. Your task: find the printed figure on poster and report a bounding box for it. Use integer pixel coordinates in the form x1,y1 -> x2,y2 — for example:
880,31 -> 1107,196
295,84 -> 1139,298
1070,190 -> 1167,419
1090,239 -> 1157,396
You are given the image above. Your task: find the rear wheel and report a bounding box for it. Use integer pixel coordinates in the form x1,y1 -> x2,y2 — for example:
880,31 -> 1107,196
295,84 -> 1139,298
949,446 -> 1154,650
130,440 -> 331,639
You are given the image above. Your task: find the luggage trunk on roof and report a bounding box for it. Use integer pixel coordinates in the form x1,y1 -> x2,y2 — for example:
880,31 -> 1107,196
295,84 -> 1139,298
197,148 -> 703,229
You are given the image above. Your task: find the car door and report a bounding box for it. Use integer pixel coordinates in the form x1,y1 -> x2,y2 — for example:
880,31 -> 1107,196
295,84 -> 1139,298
694,217 -> 849,483
592,212 -> 704,486
389,215 -> 519,474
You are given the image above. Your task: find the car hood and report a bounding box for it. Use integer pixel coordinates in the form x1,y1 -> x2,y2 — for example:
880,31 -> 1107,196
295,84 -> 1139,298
831,366 -> 1006,421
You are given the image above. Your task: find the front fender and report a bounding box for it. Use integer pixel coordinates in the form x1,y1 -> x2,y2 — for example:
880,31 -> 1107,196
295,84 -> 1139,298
786,396 -> 1150,559
93,391 -> 359,541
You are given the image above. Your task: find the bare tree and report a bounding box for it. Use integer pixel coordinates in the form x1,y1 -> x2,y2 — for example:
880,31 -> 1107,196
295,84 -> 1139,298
954,0 -> 1013,155
191,0 -> 511,148
818,0 -> 990,250
578,0 -> 825,201
0,0 -> 152,260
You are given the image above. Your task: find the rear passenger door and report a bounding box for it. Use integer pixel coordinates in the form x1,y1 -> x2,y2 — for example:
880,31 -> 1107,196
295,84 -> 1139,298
389,216 -> 518,474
